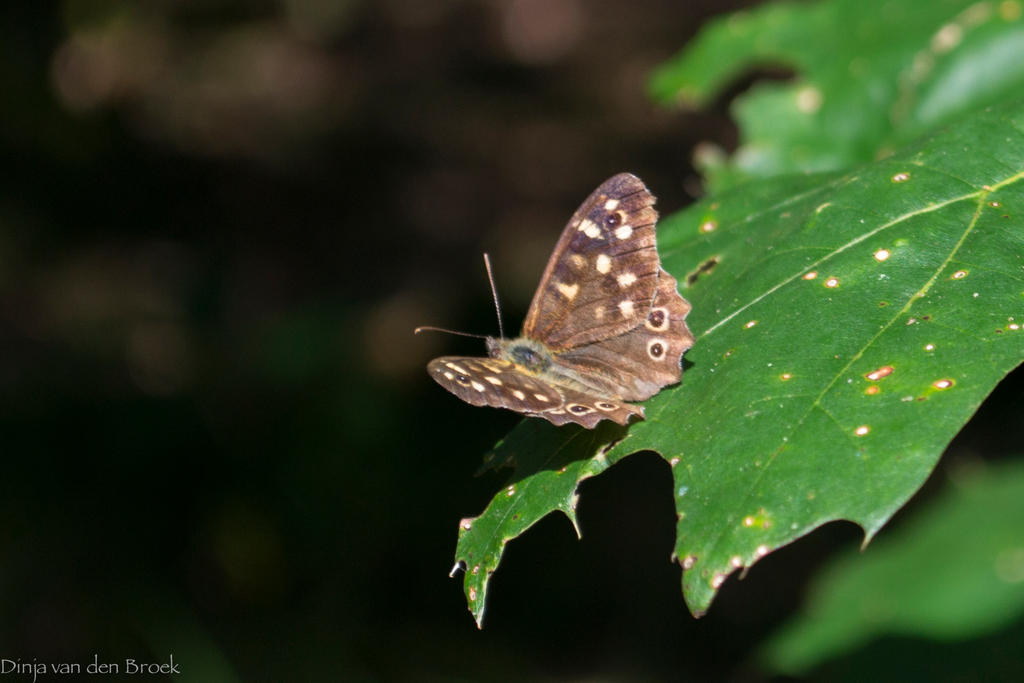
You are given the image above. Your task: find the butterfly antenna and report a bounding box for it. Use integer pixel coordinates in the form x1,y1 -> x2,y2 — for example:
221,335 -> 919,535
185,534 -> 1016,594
483,253 -> 505,339
413,326 -> 488,339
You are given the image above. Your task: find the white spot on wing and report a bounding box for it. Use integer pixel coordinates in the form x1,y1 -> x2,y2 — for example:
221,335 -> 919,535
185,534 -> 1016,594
595,253 -> 611,274
618,300 -> 635,317
617,272 -> 637,288
614,225 -> 633,240
579,219 -> 601,239
556,282 -> 579,300
603,198 -> 619,210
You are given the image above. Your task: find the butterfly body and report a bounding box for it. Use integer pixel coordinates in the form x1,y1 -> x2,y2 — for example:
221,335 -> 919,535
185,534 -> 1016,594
427,173 -> 693,428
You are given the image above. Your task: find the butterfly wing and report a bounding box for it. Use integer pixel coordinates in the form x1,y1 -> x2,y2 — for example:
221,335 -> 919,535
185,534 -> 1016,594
536,385 -> 643,428
521,173 -> 661,349
427,357 -> 561,412
554,267 -> 694,401
426,356 -> 643,426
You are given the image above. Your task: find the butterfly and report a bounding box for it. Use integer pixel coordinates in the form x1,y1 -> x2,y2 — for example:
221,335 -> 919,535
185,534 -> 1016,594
426,173 -> 694,428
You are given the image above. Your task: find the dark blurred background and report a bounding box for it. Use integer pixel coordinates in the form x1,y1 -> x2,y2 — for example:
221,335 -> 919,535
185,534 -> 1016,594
4,1 -> 1019,681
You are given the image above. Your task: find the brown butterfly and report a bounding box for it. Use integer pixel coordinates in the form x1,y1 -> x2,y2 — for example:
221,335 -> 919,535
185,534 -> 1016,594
425,173 -> 693,428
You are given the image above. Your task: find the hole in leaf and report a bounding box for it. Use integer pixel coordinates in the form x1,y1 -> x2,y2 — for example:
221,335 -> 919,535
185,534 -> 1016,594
685,256 -> 720,286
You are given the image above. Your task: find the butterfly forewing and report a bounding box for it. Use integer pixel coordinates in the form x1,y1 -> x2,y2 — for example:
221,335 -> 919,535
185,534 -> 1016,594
427,357 -> 561,412
522,173 -> 661,350
426,356 -> 644,426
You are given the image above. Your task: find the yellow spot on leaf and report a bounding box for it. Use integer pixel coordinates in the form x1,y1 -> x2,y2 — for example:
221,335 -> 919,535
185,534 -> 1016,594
796,85 -> 823,113
865,365 -> 894,381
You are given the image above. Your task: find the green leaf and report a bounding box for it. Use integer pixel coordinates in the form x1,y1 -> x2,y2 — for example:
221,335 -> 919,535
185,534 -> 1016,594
452,420 -> 626,628
761,459 -> 1024,675
453,101 -> 1024,624
649,0 -> 1024,191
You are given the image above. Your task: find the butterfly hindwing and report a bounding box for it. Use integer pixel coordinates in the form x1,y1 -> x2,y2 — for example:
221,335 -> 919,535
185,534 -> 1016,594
522,173 -> 661,350
533,385 -> 644,428
554,268 -> 694,401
